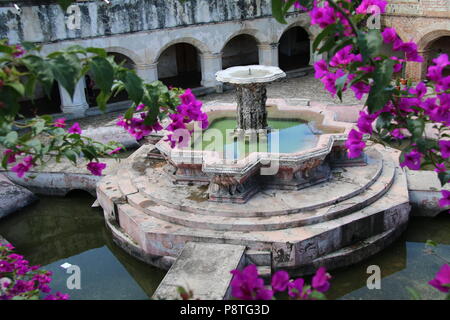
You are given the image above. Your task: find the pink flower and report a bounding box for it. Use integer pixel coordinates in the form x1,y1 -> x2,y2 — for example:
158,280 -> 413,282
429,264 -> 450,293
54,118 -> 66,128
86,162 -> 107,176
400,149 -> 422,170
409,82 -> 427,99
136,104 -> 145,111
345,129 -> 366,159
11,156 -> 34,178
434,163 -> 446,173
357,111 -> 376,134
230,265 -> 273,300
271,270 -> 290,292
12,45 -> 25,58
311,267 -> 331,293
438,190 -> 450,208
391,128 -> 405,140
439,140 -> 450,158
381,28 -> 398,43
356,0 -> 388,14
351,82 -> 371,100
68,122 -> 82,134
108,147 -> 122,155
287,278 -> 305,299
310,6 -> 336,28
314,60 -> 329,79
3,149 -> 16,164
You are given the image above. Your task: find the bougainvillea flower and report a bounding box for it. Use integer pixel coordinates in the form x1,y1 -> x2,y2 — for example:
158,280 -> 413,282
54,118 -> 66,128
429,264 -> 450,293
312,267 -> 331,293
400,149 -> 422,170
271,270 -> 290,292
68,122 -> 82,134
86,162 -> 107,176
439,140 -> 450,158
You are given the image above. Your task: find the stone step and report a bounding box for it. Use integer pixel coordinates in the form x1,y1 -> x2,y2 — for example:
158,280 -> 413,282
125,159 -> 395,231
152,242 -> 246,300
130,149 -> 384,217
283,227 -> 404,276
245,250 -> 272,266
116,164 -> 409,269
257,266 -> 272,285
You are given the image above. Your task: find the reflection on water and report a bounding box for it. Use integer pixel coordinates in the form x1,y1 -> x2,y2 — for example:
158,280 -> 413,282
327,214 -> 450,300
193,117 -> 319,159
0,193 -> 448,300
0,193 -> 165,300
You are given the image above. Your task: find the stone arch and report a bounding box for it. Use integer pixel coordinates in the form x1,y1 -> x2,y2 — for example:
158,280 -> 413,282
277,24 -> 311,71
221,32 -> 261,68
104,46 -> 143,65
416,29 -> 450,79
154,37 -> 211,62
276,21 -> 314,43
221,29 -> 264,52
418,29 -> 450,51
156,39 -> 206,88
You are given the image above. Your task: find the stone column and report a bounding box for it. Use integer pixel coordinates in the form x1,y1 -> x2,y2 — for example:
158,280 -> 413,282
59,78 -> 89,118
236,83 -> 268,131
310,38 -> 325,65
200,53 -> 223,91
135,63 -> 158,84
258,43 -> 279,67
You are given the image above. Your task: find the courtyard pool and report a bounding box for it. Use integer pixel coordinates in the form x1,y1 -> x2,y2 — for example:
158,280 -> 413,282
0,192 -> 448,300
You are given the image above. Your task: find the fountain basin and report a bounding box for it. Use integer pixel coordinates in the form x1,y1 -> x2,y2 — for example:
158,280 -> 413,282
155,99 -> 358,203
215,65 -> 286,84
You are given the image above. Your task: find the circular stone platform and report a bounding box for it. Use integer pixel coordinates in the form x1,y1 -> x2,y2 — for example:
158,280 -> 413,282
97,143 -> 411,276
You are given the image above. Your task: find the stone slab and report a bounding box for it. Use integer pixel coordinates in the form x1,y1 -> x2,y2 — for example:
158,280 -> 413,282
0,235 -> 10,246
406,170 -> 450,217
0,174 -> 37,219
152,242 -> 246,300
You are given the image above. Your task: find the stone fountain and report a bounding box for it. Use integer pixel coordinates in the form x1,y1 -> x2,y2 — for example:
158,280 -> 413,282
96,65 -> 411,290
216,65 -> 285,132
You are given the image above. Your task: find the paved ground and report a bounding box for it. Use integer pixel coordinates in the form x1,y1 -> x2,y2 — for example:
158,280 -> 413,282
74,74 -> 363,130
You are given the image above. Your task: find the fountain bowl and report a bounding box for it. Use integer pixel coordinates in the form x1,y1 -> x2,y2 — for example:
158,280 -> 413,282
215,65 -> 286,84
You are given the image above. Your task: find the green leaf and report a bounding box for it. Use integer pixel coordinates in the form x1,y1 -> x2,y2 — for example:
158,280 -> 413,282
367,59 -> 395,113
312,24 -> 336,52
438,171 -> 450,186
57,0 -> 75,11
5,82 -> 25,96
407,118 -> 425,140
49,54 -> 81,98
425,239 -> 438,247
90,57 -> 114,93
22,55 -> 55,96
86,47 -> 107,58
123,71 -> 143,105
272,0 -> 287,24
64,149 -> 78,164
376,112 -> 393,132
357,29 -> 383,63
96,91 -> 111,112
406,287 -> 422,300
4,131 -> 18,144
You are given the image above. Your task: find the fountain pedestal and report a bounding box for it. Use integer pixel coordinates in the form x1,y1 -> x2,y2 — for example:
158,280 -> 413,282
216,65 -> 286,133
236,83 -> 268,131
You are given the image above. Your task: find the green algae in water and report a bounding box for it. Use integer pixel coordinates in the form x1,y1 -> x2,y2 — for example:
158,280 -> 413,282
0,193 -> 449,300
192,117 -> 319,158
0,193 -> 165,300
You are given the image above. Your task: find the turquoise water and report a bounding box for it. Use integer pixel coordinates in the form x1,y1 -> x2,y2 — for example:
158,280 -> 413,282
0,193 -> 448,300
193,118 -> 319,159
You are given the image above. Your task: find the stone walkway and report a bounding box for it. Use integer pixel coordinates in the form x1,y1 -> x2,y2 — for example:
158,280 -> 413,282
73,74 -> 363,130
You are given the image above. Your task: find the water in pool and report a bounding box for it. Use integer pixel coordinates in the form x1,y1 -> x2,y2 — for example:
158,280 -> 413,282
192,117 -> 319,159
0,193 -> 448,300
